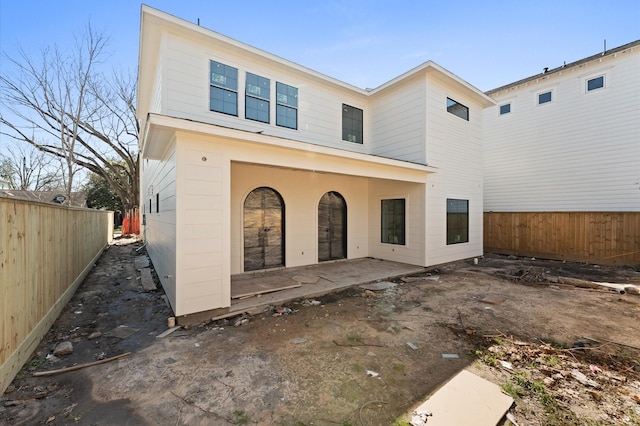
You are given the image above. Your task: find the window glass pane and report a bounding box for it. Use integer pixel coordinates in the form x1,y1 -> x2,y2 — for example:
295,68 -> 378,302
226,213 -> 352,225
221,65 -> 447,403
381,199 -> 405,245
587,76 -> 604,91
446,199 -> 469,245
246,97 -> 270,123
246,72 -> 270,100
342,104 -> 363,143
276,82 -> 298,129
538,91 -> 552,104
276,82 -> 298,107
276,104 -> 297,129
210,86 -> 237,116
446,97 -> 469,120
210,60 -> 237,90
210,61 -> 238,115
499,104 -> 511,115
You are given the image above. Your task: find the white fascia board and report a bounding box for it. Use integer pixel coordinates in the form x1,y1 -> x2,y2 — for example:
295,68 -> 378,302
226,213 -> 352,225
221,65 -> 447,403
370,61 -> 496,107
143,114 -> 437,181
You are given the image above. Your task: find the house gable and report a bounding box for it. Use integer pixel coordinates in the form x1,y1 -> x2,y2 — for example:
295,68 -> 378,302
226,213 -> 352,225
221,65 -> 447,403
138,5 -> 493,167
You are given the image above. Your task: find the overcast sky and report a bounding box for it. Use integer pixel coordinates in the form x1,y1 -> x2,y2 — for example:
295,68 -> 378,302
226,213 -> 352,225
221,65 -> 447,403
1,0 -> 639,93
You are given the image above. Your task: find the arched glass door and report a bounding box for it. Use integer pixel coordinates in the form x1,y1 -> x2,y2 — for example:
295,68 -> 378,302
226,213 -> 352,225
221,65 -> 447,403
318,191 -> 346,261
244,187 -> 284,271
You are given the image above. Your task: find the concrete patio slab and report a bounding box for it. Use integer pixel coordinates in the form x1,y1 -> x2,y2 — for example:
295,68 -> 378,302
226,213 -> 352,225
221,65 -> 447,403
229,257 -> 425,315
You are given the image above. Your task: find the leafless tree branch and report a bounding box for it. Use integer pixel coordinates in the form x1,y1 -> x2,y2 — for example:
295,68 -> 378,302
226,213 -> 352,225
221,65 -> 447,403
0,23 -> 139,212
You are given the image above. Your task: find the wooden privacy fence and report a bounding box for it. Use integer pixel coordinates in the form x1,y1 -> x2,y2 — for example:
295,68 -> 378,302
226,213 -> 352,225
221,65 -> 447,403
484,212 -> 640,266
0,195 -> 113,393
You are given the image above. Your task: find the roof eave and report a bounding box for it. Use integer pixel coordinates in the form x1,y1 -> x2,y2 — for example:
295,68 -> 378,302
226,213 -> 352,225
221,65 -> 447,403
486,39 -> 640,95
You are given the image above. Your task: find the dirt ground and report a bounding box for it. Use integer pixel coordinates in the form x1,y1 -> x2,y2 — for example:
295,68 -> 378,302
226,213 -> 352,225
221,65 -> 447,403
2,239 -> 640,426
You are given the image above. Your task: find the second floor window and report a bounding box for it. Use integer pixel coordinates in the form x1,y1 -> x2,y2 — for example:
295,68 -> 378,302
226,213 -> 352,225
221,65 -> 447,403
446,97 -> 469,121
342,104 -> 363,143
587,75 -> 604,92
245,73 -> 270,123
276,82 -> 298,129
210,60 -> 238,116
538,91 -> 552,105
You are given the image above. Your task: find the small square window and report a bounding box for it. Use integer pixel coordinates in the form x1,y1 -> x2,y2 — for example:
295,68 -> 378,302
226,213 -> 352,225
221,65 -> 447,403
587,75 -> 604,92
538,91 -> 552,105
446,97 -> 469,121
499,103 -> 511,115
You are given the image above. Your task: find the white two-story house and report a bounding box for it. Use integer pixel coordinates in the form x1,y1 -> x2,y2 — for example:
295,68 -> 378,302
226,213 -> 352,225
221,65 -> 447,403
137,6 -> 494,317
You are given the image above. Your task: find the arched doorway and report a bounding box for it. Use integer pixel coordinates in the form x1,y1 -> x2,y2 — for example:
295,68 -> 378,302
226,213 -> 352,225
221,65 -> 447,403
244,187 -> 285,271
318,191 -> 347,261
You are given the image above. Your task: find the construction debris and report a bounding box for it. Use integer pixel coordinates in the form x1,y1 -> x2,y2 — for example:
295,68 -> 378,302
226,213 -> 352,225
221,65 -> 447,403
512,267 -> 640,295
406,342 -> 419,350
360,281 -> 396,291
441,353 -> 459,359
52,341 -> 73,356
156,326 -> 181,338
475,335 -> 640,425
32,352 -> 131,377
105,325 -> 139,339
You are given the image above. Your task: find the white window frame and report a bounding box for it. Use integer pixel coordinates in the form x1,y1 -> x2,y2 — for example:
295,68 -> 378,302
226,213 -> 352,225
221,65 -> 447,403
585,74 -> 606,93
498,103 -> 512,116
536,89 -> 554,106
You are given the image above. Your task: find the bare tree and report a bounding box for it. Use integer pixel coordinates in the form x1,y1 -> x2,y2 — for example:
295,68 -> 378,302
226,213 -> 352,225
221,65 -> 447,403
0,143 -> 61,191
0,24 -> 139,226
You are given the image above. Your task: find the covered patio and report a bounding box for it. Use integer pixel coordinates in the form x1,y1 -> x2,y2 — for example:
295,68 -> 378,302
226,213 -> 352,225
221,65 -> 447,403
227,258 -> 426,317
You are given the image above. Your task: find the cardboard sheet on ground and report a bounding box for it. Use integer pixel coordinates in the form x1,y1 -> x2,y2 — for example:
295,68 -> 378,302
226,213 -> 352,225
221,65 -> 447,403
412,370 -> 513,426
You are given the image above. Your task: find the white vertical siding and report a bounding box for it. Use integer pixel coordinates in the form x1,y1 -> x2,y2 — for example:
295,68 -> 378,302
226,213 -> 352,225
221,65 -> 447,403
163,34 -> 372,155
149,51 -> 163,115
423,76 -> 484,265
368,180 -> 426,266
484,48 -> 640,212
142,140 -> 178,312
369,77 -> 426,163
175,136 -> 230,315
